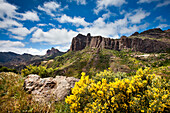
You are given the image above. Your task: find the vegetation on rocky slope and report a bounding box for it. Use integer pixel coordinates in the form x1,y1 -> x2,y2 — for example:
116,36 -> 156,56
28,48 -> 170,79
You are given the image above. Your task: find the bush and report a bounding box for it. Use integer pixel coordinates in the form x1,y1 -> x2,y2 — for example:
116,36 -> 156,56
0,66 -> 17,73
65,68 -> 170,113
21,65 -> 56,78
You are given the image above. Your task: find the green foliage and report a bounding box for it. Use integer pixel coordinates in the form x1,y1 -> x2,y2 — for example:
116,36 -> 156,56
93,69 -> 127,83
0,66 -> 17,73
55,101 -> 70,113
21,65 -> 56,78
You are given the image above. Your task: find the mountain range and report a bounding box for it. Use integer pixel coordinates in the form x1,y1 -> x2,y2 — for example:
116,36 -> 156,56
0,28 -> 170,73
0,48 -> 65,70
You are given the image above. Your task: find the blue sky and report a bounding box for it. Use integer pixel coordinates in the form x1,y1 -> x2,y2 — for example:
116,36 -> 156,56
0,0 -> 170,55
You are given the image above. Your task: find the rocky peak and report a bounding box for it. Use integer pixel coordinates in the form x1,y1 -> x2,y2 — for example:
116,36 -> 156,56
131,32 -> 139,36
140,28 -> 164,35
46,47 -> 60,56
87,33 -> 91,37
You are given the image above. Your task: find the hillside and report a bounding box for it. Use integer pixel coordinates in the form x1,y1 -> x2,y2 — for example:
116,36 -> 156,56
0,48 -> 65,70
40,47 -> 169,78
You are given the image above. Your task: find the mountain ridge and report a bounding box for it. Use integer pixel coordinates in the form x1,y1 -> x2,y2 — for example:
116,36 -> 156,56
70,28 -> 170,53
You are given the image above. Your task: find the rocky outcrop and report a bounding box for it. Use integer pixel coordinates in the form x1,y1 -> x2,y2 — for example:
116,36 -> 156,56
46,47 -> 62,56
24,74 -> 79,102
70,32 -> 170,53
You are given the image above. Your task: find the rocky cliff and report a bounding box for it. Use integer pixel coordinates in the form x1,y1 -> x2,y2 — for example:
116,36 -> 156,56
70,29 -> 170,53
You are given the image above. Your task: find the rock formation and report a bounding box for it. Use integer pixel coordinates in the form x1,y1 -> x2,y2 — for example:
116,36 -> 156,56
46,47 -> 62,56
24,74 -> 79,102
70,30 -> 170,53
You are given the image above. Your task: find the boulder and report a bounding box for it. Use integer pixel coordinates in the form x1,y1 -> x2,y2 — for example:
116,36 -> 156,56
24,74 -> 79,102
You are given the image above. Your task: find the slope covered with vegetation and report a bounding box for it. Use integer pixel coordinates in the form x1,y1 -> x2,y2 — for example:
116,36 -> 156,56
21,47 -> 170,79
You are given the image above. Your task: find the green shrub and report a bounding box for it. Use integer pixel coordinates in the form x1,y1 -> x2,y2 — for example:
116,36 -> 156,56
21,65 -> 56,78
0,66 -> 17,73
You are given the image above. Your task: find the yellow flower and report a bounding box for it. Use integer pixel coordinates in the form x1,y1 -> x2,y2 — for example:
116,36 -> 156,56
81,72 -> 86,76
97,91 -> 104,97
111,97 -> 115,103
141,110 -> 144,112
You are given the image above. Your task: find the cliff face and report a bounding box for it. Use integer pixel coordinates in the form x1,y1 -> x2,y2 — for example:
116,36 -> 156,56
70,33 -> 170,53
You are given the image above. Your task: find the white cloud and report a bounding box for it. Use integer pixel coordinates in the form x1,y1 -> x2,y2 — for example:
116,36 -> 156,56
77,13 -> 122,38
69,0 -> 86,5
0,18 -> 23,29
37,23 -> 56,27
128,9 -> 150,24
78,9 -> 149,38
31,28 -> 78,45
38,1 -> 61,16
8,27 -> 30,36
157,24 -> 169,28
156,0 -> 170,8
155,16 -> 166,22
137,0 -> 159,4
55,44 -> 70,52
0,0 -> 39,21
119,23 -> 148,34
56,14 -> 90,27
0,40 -> 25,48
0,40 -> 47,55
12,36 -> 24,40
49,23 -> 56,27
19,11 -> 39,21
94,0 -> 127,14
0,0 -> 17,19
30,27 -> 38,33
8,27 -> 38,40
37,23 -> 47,26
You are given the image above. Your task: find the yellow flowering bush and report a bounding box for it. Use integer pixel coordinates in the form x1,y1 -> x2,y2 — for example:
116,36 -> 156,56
65,68 -> 170,113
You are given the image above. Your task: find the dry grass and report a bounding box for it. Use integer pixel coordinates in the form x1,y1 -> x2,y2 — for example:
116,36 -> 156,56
0,72 -> 57,113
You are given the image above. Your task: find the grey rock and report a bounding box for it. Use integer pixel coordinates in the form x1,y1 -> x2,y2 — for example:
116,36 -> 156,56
24,74 -> 79,102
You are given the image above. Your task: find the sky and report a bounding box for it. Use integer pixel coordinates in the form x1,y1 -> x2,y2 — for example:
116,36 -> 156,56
0,0 -> 170,55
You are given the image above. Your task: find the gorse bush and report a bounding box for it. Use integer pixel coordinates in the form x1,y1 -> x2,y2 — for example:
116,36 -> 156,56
65,68 -> 170,113
21,65 -> 55,77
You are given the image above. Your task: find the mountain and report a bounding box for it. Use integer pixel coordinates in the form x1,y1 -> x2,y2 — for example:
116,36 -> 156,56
45,47 -> 65,58
1,28 -> 170,75
40,28 -> 170,77
130,28 -> 170,43
0,48 -> 65,70
70,28 -> 170,53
